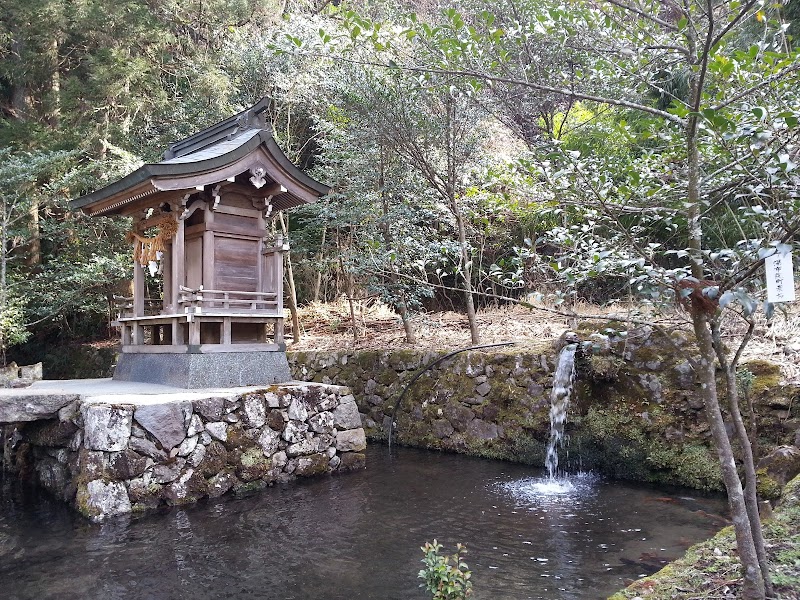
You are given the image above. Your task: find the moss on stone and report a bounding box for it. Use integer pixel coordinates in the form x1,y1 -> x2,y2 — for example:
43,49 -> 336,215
291,332 -> 790,495
611,474 -> 800,598
572,407 -> 723,491
744,359 -> 782,397
223,424 -> 258,452
587,354 -> 624,381
672,445 -> 723,492
233,479 -> 268,495
757,467 -> 783,501
237,447 -> 271,482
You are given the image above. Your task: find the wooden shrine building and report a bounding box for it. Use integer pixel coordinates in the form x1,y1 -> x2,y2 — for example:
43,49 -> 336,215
71,99 -> 329,388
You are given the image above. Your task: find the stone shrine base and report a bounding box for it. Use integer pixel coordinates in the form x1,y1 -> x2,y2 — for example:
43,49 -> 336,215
1,379 -> 366,521
113,351 -> 292,388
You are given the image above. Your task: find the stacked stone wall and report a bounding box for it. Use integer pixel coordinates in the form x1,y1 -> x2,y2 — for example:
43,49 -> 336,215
288,329 -> 800,492
6,383 -> 366,521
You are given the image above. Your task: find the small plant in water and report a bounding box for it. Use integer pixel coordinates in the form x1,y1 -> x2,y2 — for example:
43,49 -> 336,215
418,540 -> 473,600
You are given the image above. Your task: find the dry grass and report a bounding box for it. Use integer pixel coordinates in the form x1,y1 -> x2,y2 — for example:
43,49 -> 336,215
289,297 -> 800,382
291,298 -> 572,351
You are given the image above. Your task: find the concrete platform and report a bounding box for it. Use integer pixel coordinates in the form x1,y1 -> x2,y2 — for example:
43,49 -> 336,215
0,378 -> 276,422
113,351 -> 292,388
0,378 -> 352,423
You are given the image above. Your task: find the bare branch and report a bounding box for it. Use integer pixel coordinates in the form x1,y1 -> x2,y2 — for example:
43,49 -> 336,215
601,0 -> 679,32
305,52 -> 688,125
713,62 -> 800,110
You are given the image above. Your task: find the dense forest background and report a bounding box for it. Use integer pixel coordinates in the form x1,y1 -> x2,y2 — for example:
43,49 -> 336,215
1,0 -> 798,356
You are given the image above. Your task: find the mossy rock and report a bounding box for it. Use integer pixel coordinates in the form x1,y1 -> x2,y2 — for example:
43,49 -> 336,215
295,452 -> 330,477
236,447 -> 271,482
163,469 -> 208,506
779,472 -> 800,509
222,424 -> 257,452
757,468 -> 783,501
743,359 -> 783,398
233,479 -> 268,495
25,419 -> 78,447
587,354 -> 624,381
198,441 -> 229,476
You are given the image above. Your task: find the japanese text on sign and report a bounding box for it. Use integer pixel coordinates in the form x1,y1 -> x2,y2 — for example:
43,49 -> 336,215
765,252 -> 796,304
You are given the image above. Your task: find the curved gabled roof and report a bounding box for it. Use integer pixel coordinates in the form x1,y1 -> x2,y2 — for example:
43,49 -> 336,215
71,99 -> 330,216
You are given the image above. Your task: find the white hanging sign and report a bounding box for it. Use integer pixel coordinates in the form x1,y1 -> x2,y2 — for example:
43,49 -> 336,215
765,252 -> 795,303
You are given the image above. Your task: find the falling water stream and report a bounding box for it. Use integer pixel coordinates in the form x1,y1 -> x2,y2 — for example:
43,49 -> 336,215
545,343 -> 578,481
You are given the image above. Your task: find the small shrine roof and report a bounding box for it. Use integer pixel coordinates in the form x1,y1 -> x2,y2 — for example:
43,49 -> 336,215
71,99 -> 330,216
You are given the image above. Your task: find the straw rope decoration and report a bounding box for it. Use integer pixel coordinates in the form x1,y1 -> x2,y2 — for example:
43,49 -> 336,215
126,215 -> 179,266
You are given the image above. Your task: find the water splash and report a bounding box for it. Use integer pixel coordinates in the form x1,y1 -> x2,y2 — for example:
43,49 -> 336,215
545,343 -> 578,479
498,471 -> 600,506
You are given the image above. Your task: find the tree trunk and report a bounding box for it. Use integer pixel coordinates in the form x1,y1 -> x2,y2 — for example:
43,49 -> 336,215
45,37 -> 60,128
456,207 -> 480,344
686,93 -> 765,596
1,204 -> 9,366
313,226 -> 326,302
682,12 -> 767,580
379,151 -> 417,344
726,365 -> 773,596
692,315 -> 765,598
339,255 -> 358,342
335,233 -> 358,342
444,96 -> 480,345
279,213 -> 300,344
25,201 -> 41,268
397,298 -> 416,344
712,322 -> 773,595
10,38 -> 29,121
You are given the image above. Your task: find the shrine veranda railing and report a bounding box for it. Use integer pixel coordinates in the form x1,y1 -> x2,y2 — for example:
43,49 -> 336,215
113,285 -> 285,352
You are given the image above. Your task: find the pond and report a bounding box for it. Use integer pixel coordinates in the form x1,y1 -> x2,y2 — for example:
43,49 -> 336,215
1,446 -> 727,599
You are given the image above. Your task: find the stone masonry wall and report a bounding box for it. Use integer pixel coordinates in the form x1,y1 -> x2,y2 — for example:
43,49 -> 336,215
289,343 -> 554,452
288,328 -> 800,493
6,383 -> 366,521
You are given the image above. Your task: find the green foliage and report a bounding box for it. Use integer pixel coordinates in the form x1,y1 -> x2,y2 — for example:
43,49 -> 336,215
418,540 -> 473,600
0,296 -> 29,364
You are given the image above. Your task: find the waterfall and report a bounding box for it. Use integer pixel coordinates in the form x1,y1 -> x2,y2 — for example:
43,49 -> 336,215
545,343 -> 578,479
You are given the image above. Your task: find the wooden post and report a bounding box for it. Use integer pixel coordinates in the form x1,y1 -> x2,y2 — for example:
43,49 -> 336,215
162,246 -> 172,312
222,317 -> 231,345
171,216 -> 184,313
279,212 -> 301,343
189,320 -> 200,346
275,234 -> 285,345
133,263 -> 144,317
131,322 -> 143,346
203,208 -> 214,303
274,234 -> 284,315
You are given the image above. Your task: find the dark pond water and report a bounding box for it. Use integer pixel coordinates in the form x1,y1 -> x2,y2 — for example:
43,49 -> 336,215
1,446 -> 728,600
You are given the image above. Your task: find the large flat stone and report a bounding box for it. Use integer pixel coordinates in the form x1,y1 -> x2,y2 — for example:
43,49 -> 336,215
82,404 -> 133,451
0,392 -> 80,423
80,480 -> 132,521
134,402 -> 190,450
114,352 -> 292,388
332,399 -> 361,430
335,428 -> 367,452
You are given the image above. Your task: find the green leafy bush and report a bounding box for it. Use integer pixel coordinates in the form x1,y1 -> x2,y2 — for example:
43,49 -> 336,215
418,540 -> 473,600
